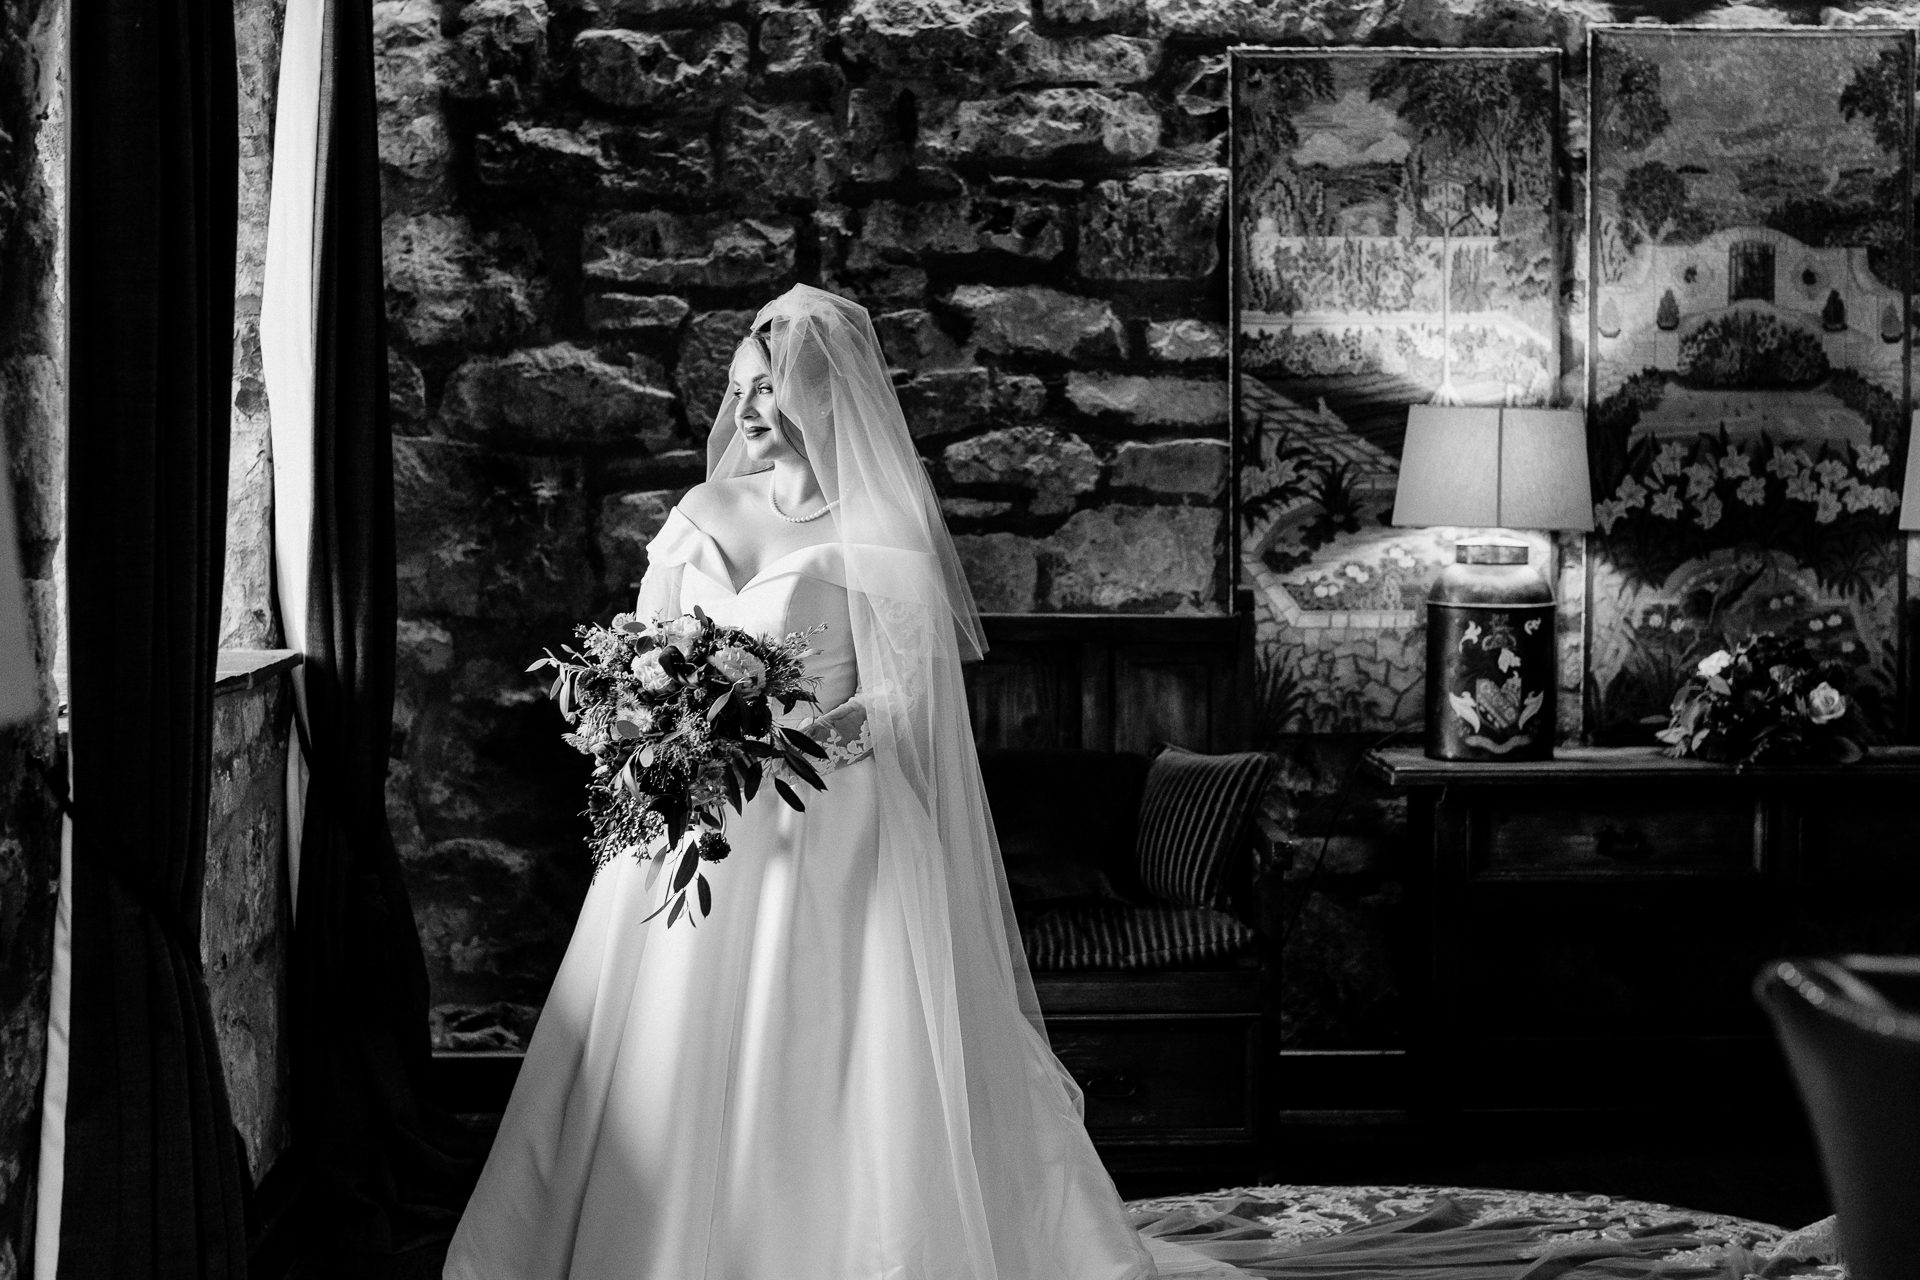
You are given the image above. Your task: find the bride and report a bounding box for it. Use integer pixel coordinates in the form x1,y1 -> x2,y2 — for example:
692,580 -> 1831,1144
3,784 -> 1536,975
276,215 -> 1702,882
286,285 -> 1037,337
443,285 -> 1163,1279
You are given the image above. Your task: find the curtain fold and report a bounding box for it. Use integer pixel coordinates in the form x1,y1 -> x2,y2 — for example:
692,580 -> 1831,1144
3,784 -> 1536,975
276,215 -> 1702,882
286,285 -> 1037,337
60,0 -> 248,1275
287,0 -> 477,1254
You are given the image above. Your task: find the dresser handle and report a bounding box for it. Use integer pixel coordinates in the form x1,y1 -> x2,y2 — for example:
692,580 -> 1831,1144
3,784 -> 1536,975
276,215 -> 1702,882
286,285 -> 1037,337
1080,1072 -> 1138,1100
1595,824 -> 1650,862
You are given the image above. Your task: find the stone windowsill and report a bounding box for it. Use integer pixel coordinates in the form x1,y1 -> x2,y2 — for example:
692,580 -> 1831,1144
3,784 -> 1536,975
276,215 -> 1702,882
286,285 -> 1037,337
51,648 -> 300,731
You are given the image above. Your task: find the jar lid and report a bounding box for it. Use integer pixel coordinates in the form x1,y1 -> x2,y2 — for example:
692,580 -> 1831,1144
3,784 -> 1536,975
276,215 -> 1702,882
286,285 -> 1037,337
1456,539 -> 1529,566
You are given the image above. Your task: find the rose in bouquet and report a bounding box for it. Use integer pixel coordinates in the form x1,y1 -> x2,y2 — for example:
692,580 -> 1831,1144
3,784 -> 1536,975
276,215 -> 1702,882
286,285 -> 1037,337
1656,631 -> 1862,766
528,605 -> 831,926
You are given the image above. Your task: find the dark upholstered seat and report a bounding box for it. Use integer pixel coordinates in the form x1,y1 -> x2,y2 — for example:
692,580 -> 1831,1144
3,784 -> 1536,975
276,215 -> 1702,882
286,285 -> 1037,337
978,747 -> 1271,974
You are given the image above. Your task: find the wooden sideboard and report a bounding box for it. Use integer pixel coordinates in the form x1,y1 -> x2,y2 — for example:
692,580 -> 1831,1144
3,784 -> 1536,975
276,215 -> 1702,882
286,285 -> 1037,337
1366,745 -> 1920,1120
967,613 -> 1249,754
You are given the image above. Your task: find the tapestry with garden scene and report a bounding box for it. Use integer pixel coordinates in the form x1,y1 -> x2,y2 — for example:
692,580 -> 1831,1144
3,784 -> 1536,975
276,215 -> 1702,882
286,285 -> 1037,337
1585,26 -> 1914,743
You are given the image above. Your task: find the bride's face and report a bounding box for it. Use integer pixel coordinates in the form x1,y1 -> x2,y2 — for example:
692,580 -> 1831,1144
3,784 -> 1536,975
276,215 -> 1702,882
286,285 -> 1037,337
729,341 -> 805,467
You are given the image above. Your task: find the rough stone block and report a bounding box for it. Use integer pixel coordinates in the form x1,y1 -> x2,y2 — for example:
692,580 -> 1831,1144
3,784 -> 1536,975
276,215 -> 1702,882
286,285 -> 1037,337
1145,0 -> 1379,41
583,292 -> 692,334
897,367 -> 992,439
952,532 -> 1040,611
1079,168 -> 1226,281
375,0 -> 444,49
1036,0 -> 1146,26
590,123 -> 718,201
601,487 -> 690,597
441,344 -> 679,450
944,425 -> 1100,515
1108,438 -> 1229,497
1145,318 -> 1228,363
947,284 -> 1126,361
474,121 -> 602,192
848,85 -> 912,185
389,350 -> 429,429
575,24 -> 748,110
1065,372 -> 1229,427
1396,0 -> 1588,54
675,309 -> 759,427
393,438 -> 489,617
841,0 -> 1029,78
374,3 -> 457,203
605,0 -> 735,17
722,103 -> 848,201
1043,505 -> 1220,610
862,194 -> 1070,263
759,5 -> 830,75
873,309 -> 971,371
1003,24 -> 1159,86
394,440 -> 596,620
941,496 -> 1014,521
818,206 -> 929,308
919,89 -> 1161,169
449,0 -> 550,101
383,213 -> 545,349
993,372 -> 1049,420
583,212 -> 795,290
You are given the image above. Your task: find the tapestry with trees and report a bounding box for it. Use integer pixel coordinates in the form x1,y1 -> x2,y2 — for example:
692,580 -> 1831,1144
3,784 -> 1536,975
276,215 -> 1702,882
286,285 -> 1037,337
1232,48 -> 1561,737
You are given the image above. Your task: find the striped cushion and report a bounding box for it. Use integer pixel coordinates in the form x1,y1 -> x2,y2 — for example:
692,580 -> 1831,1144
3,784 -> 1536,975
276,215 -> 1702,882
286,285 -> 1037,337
1135,746 -> 1274,909
1021,905 -> 1256,972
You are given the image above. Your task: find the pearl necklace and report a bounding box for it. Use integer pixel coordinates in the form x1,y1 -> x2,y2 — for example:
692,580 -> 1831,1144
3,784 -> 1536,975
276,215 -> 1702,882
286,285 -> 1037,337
768,487 -> 837,524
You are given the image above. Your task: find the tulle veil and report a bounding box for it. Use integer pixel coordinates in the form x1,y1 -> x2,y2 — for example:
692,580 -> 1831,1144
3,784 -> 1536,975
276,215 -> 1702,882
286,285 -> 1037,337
699,284 -> 1147,1276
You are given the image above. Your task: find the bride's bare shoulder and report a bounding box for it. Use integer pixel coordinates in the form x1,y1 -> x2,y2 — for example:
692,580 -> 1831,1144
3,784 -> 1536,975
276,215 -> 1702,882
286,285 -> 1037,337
677,474 -> 759,525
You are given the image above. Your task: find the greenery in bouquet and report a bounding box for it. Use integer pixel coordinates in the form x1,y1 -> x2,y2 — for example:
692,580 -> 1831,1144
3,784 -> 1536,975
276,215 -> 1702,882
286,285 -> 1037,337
528,607 -> 830,927
1657,631 -> 1862,767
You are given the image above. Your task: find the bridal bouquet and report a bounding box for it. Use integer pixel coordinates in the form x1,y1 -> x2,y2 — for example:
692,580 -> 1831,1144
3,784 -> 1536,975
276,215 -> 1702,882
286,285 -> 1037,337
529,607 -> 831,926
1657,631 -> 1862,767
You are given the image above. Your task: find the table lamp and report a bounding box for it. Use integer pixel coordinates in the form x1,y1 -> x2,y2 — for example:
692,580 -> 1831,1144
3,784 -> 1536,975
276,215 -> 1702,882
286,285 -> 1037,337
1392,406 -> 1593,762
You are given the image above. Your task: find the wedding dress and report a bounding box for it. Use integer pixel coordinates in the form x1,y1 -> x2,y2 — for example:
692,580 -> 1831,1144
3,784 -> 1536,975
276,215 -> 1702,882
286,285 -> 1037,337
443,287 -> 1164,1280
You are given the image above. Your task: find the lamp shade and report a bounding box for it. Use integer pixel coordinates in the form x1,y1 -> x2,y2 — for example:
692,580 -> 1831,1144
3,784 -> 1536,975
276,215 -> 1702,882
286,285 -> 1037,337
1392,406 -> 1594,531
1901,411 -> 1920,531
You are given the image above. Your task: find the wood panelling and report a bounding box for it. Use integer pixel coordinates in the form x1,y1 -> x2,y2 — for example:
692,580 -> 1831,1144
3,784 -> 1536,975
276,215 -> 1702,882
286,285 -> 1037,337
969,614 -> 1249,754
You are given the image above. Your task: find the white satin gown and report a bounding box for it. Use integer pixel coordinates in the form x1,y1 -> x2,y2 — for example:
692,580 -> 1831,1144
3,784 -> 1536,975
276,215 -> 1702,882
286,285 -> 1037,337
444,507 -> 1157,1280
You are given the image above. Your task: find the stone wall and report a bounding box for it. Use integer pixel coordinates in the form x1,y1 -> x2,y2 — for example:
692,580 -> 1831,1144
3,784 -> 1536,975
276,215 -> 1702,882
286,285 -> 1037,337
370,0 -> 1914,1052
202,664 -> 296,1181
221,0 -> 289,650
0,0 -> 65,1273
375,0 -> 1239,1043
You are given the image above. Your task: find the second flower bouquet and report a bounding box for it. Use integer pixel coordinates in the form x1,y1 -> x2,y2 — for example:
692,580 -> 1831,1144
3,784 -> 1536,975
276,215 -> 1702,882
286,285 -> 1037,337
529,606 -> 832,927
1656,631 -> 1862,767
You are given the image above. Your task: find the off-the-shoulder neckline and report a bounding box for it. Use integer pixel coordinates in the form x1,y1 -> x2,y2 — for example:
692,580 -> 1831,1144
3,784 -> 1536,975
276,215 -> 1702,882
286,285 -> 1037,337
658,507 -> 840,596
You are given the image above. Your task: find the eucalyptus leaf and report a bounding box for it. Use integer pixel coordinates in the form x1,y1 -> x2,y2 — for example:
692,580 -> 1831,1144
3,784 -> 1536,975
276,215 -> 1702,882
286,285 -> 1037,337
697,874 -> 711,917
781,726 -> 829,760
775,778 -> 805,812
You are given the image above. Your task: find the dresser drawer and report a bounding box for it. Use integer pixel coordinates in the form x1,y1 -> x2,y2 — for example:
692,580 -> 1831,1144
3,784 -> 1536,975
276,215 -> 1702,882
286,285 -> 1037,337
1045,1014 -> 1255,1136
1787,789 -> 1920,884
1468,786 -> 1762,879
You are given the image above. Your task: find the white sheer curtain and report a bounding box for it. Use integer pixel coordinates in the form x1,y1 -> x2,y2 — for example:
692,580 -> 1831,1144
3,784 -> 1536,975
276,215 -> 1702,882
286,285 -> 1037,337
260,0 -> 328,915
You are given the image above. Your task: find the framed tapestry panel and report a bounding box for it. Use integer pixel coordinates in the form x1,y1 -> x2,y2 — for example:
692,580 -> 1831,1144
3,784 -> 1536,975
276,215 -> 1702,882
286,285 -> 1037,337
1585,26 -> 1914,744
1231,47 -> 1562,739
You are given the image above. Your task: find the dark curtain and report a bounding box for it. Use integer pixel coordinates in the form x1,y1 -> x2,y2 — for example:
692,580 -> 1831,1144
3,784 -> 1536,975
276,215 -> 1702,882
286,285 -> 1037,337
287,0 -> 476,1255
61,0 -> 248,1276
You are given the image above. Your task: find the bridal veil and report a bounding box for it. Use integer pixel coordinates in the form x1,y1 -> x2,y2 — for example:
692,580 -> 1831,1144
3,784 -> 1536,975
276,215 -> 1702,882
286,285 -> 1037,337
705,285 -> 1148,1277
